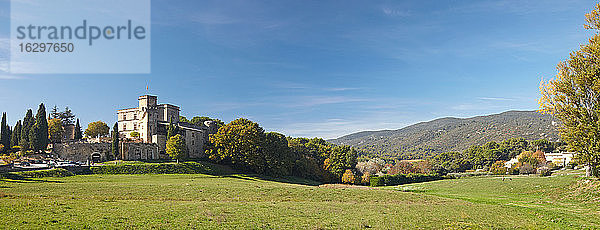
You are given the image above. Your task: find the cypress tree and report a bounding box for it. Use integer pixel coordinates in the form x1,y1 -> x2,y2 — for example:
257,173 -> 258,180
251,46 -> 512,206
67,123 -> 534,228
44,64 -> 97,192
74,119 -> 83,140
30,103 -> 49,152
10,120 -> 21,148
20,109 -> 33,149
0,112 -> 10,152
111,122 -> 119,160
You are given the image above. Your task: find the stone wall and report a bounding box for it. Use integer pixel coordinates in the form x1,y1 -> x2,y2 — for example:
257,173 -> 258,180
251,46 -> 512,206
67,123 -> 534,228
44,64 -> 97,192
53,142 -> 111,163
54,142 -> 164,162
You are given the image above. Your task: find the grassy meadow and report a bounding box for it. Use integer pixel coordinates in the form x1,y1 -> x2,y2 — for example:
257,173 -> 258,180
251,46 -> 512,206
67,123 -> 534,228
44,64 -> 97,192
0,170 -> 598,229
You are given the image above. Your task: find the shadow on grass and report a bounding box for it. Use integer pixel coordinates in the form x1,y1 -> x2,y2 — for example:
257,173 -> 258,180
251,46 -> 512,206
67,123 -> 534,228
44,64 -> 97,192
0,173 -> 64,184
242,174 -> 322,186
174,161 -> 322,186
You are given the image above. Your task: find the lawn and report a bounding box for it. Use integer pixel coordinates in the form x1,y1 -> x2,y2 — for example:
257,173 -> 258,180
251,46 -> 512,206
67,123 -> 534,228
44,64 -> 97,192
0,170 -> 598,229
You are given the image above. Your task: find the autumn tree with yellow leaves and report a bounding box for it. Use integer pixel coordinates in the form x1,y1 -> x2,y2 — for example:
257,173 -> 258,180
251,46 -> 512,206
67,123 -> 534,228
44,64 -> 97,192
539,3 -> 600,177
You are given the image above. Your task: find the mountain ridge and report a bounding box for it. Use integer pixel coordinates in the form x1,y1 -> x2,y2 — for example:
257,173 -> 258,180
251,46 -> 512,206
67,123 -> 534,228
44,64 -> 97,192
329,110 -> 559,159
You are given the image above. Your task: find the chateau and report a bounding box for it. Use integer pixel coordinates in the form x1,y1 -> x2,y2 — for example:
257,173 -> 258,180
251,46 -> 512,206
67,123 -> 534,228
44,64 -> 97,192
53,95 -> 217,162
117,95 -> 218,159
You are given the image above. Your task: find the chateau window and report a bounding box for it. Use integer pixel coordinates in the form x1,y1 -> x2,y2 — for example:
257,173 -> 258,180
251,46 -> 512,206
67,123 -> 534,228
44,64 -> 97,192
122,123 -> 127,130
134,123 -> 137,130
134,114 -> 137,120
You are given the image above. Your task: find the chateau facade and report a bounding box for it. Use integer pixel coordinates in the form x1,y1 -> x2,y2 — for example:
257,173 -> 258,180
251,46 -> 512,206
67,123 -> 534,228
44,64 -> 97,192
117,95 -> 217,159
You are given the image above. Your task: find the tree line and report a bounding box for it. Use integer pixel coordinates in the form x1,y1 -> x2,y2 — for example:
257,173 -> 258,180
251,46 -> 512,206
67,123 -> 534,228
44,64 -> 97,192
428,138 -> 564,174
1,103 -> 51,154
166,118 -> 358,183
0,104 -> 87,155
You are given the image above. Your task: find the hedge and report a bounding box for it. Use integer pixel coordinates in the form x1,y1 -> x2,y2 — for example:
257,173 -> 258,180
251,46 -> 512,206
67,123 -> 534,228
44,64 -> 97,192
17,168 -> 75,178
0,168 -> 75,179
369,173 -> 445,187
89,162 -> 233,175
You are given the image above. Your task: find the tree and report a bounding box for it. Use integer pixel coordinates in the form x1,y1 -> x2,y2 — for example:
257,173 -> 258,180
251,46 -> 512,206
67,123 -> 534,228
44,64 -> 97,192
429,151 -> 471,174
74,119 -> 83,140
179,116 -> 189,123
517,151 -> 542,168
206,118 -> 267,173
10,120 -> 21,148
519,163 -> 536,175
189,116 -> 225,129
0,112 -> 10,153
50,105 -> 60,119
263,132 -> 294,176
361,171 -> 371,185
490,161 -> 507,175
500,138 -> 529,159
129,131 -> 140,139
325,145 -> 357,180
59,107 -> 75,125
341,169 -> 356,184
356,158 -> 385,175
84,121 -> 110,138
530,139 -> 554,152
29,103 -> 49,152
19,109 -> 33,149
389,161 -> 418,175
539,3 -> 600,177
48,118 -> 64,143
111,122 -> 119,160
166,134 -> 187,163
167,123 -> 178,139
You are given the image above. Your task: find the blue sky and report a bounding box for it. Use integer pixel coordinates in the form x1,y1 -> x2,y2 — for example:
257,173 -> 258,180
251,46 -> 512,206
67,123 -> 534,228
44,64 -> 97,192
0,0 -> 596,139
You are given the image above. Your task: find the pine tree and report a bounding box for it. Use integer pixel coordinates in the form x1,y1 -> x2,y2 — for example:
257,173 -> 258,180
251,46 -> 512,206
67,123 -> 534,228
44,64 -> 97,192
10,120 -> 21,148
50,105 -> 60,119
20,109 -> 34,149
0,112 -> 10,153
60,107 -> 75,125
29,103 -> 49,152
111,122 -> 119,160
74,119 -> 83,140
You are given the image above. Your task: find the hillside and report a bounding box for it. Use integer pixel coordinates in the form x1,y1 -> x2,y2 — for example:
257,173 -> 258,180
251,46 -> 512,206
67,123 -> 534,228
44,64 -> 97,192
329,111 -> 559,159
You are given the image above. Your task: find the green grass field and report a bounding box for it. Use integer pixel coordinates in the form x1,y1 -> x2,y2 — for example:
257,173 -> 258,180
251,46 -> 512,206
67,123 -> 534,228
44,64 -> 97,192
0,170 -> 598,229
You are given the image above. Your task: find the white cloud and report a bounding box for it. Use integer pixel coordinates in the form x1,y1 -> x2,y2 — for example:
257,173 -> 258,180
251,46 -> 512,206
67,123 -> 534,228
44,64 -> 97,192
0,74 -> 26,80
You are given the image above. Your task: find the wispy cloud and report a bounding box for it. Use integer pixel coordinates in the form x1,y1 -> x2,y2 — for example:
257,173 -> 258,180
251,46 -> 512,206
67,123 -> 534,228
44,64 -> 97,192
290,96 -> 369,107
323,87 -> 361,92
273,118 -> 409,139
0,74 -> 26,80
478,97 -> 515,101
381,7 -> 411,17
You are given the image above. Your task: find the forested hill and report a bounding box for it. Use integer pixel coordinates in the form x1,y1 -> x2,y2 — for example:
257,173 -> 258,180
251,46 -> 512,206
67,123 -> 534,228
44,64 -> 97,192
329,111 -> 560,159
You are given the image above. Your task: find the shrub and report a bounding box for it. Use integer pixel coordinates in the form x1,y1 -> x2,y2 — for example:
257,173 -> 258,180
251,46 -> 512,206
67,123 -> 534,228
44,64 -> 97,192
361,172 -> 371,185
508,165 -> 520,175
519,163 -> 536,175
537,167 -> 552,177
341,169 -> 356,184
369,175 -> 385,186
